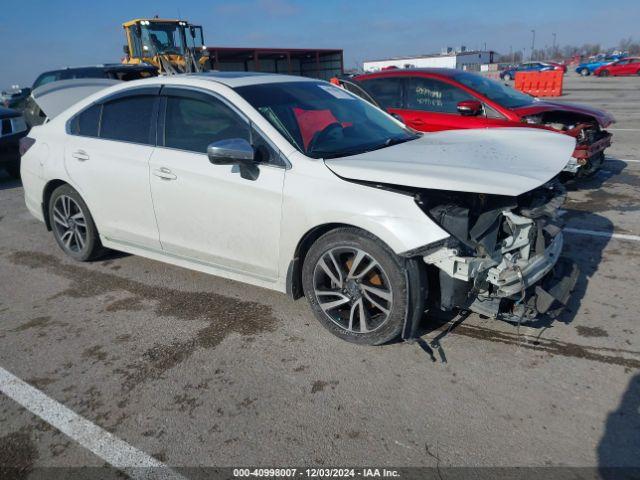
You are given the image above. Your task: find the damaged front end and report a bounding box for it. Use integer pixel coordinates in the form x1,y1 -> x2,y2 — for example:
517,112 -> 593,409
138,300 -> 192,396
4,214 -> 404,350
522,114 -> 613,176
414,180 -> 579,324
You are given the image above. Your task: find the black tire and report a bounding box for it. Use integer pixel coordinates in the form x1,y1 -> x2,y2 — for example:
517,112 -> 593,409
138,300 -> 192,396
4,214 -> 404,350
503,73 -> 511,81
578,151 -> 605,178
4,160 -> 20,179
302,227 -> 412,345
580,68 -> 590,77
48,184 -> 105,261
599,70 -> 609,77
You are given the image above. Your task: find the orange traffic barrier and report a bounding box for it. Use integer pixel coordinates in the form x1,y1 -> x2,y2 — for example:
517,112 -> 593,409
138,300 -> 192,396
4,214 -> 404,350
514,70 -> 563,97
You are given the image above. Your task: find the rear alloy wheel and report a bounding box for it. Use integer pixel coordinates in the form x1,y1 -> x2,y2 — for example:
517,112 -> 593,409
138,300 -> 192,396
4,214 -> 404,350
49,184 -> 105,261
580,68 -> 590,76
302,228 -> 411,345
503,73 -> 512,81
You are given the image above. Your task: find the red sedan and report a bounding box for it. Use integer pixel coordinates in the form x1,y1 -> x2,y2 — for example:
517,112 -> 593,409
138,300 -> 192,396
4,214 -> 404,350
339,69 -> 614,175
594,57 -> 640,76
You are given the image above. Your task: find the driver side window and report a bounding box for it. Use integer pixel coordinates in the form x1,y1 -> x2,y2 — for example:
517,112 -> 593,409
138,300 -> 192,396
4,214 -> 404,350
163,95 -> 250,153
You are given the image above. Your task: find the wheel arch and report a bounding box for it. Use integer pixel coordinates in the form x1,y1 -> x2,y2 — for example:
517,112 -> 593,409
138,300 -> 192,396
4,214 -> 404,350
286,222 -> 355,300
42,179 -> 69,231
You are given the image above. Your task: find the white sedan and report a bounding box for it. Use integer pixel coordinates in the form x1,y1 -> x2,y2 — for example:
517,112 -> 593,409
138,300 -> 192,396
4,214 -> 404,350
20,72 -> 578,345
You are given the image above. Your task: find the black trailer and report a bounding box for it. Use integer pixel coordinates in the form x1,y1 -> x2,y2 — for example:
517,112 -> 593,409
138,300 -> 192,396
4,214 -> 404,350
204,47 -> 344,80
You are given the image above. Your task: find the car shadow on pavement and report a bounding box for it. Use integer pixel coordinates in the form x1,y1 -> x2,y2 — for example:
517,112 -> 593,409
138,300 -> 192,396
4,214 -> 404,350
411,210 -> 613,361
564,158 -> 627,192
597,373 -> 640,479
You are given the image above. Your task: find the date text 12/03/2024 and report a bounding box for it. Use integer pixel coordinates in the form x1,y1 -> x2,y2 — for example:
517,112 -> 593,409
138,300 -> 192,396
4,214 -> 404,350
233,468 -> 401,478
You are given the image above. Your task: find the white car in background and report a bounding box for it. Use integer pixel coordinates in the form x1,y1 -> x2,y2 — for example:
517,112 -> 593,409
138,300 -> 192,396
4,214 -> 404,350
20,72 -> 578,345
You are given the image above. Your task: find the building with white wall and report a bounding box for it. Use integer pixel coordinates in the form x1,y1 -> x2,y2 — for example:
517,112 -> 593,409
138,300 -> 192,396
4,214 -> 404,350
363,48 -> 495,73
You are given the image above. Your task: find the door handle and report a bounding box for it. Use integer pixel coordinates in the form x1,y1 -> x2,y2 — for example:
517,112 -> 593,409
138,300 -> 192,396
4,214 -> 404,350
72,150 -> 90,161
153,167 -> 177,180
411,119 -> 425,125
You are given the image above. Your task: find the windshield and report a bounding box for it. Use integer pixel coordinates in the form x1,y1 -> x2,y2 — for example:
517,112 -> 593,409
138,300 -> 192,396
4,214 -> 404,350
453,72 -> 535,109
235,81 -> 419,159
141,22 -> 185,56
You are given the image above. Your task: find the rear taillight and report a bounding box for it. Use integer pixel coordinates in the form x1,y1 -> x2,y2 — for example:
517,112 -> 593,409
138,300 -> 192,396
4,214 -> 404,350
19,136 -> 36,156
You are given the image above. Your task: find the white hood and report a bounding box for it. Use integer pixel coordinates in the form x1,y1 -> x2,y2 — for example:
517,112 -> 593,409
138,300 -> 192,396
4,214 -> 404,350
324,127 -> 575,196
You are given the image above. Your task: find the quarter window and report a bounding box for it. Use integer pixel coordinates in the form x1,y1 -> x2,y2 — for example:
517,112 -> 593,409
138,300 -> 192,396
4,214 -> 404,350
164,96 -> 249,153
69,104 -> 101,137
100,95 -> 157,144
405,77 -> 474,114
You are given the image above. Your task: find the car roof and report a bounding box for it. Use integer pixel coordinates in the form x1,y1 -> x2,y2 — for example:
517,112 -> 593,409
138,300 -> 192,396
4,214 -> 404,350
179,71 -> 320,88
355,68 -> 468,80
36,64 -> 157,77
0,106 -> 20,118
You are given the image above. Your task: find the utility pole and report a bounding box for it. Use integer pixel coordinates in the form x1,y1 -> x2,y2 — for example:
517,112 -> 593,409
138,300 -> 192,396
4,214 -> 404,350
530,29 -> 536,61
510,45 -> 513,64
552,32 -> 557,58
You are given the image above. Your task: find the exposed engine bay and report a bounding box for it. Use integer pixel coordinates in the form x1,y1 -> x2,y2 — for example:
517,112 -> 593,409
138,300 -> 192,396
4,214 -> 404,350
414,179 -> 579,323
522,111 -> 612,176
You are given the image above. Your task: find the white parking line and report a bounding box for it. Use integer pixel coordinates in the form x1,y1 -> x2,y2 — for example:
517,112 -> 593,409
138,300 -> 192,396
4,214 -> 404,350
0,366 -> 185,480
608,128 -> 640,132
564,227 -> 640,242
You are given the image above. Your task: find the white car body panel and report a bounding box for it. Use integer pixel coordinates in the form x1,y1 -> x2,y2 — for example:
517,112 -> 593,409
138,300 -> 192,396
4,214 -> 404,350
64,135 -> 161,249
325,128 -> 576,196
20,73 -> 570,296
148,147 -> 285,280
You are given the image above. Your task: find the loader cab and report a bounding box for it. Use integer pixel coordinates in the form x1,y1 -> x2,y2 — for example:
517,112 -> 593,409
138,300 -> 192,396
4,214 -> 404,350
122,18 -> 207,73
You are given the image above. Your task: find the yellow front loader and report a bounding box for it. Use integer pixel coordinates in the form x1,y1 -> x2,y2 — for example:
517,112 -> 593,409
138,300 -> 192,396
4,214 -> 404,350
122,18 -> 210,74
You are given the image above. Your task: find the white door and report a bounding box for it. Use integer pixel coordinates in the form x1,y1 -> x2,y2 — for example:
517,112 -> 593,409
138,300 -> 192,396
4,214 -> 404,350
149,89 -> 285,280
64,91 -> 161,249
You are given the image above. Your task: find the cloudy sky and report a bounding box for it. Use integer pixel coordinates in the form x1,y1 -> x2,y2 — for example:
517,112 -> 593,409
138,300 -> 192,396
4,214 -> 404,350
2,0 -> 639,88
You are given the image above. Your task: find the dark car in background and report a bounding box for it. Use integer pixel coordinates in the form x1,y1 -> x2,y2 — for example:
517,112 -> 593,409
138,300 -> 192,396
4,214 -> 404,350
20,63 -> 158,127
499,61 -> 560,81
1,87 -> 31,109
0,106 -> 28,178
338,68 -> 614,176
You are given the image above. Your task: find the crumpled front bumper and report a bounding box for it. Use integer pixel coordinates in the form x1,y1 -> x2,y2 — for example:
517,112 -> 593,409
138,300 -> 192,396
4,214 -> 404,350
487,231 -> 564,297
467,256 -> 579,323
572,131 -> 612,161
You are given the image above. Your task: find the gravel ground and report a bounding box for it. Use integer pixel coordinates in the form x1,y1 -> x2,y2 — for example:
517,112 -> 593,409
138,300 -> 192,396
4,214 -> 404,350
0,74 -> 639,477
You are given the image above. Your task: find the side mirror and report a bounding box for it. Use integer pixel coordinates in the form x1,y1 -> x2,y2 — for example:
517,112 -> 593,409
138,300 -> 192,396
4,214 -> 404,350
390,112 -> 405,124
207,138 -> 259,180
457,100 -> 483,116
123,45 -> 130,55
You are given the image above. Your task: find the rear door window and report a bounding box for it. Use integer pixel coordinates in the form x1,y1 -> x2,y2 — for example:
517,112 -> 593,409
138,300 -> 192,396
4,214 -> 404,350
359,77 -> 404,109
100,95 -> 157,144
405,77 -> 474,114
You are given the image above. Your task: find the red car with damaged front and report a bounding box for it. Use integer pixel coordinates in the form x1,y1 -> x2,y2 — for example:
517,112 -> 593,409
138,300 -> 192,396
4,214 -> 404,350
339,69 -> 614,176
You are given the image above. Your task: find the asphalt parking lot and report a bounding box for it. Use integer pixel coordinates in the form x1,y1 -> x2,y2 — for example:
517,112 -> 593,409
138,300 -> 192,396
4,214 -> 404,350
0,75 -> 639,477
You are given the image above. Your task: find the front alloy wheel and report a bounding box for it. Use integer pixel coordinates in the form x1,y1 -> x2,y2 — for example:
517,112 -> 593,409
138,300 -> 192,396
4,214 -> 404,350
302,228 -> 411,345
313,247 -> 393,334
